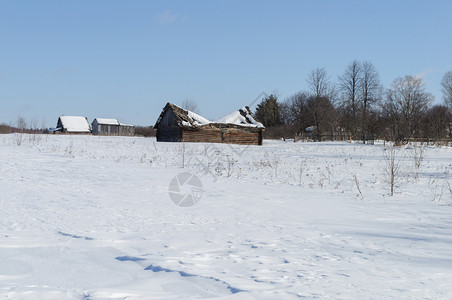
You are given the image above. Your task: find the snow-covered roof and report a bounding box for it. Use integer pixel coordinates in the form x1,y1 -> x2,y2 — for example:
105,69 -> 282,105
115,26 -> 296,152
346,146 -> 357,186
187,110 -> 211,126
154,103 -> 264,129
154,103 -> 212,128
94,118 -> 120,126
215,107 -> 264,128
58,116 -> 91,133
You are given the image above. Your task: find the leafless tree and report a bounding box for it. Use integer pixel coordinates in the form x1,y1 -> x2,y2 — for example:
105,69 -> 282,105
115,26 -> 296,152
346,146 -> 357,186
337,60 -> 381,142
412,143 -> 427,171
423,105 -> 452,141
286,92 -> 311,135
360,61 -> 382,142
306,67 -> 335,141
306,95 -> 336,141
383,75 -> 433,144
16,115 -> 27,132
338,60 -> 362,139
29,118 -> 38,130
384,143 -> 403,196
181,99 -> 200,114
441,71 -> 452,108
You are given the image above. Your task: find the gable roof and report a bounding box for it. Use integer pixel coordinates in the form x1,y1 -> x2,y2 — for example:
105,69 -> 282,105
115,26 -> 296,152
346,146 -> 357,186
154,103 -> 211,128
58,116 -> 91,133
93,118 -> 120,126
155,102 -> 265,129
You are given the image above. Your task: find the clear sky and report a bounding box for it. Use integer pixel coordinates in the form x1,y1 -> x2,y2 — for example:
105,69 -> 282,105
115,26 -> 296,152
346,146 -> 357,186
1,0 -> 451,127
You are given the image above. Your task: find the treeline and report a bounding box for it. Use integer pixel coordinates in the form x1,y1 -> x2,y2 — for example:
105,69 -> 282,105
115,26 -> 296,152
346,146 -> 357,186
0,116 -> 49,134
254,61 -> 452,144
134,126 -> 156,137
0,123 -> 156,137
0,124 -> 11,134
0,124 -> 44,134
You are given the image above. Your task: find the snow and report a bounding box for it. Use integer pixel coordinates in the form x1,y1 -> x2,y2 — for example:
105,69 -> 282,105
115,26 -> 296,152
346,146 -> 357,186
215,108 -> 263,128
94,118 -> 120,126
178,105 -> 262,128
215,111 -> 245,125
58,116 -> 91,133
187,111 -> 211,126
1,134 -> 452,299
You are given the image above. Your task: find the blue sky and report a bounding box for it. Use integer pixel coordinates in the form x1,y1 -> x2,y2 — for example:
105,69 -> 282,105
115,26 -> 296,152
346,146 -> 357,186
1,0 -> 451,127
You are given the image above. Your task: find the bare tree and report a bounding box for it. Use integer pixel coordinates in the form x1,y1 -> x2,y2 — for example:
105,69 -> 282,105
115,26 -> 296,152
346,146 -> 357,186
384,143 -> 403,196
412,143 -> 427,171
337,60 -> 381,142
306,67 -> 335,141
441,71 -> 452,108
16,115 -> 27,132
307,95 -> 336,141
30,118 -> 38,130
286,92 -> 311,135
360,61 -> 382,142
338,60 -> 362,139
277,100 -> 295,140
181,99 -> 200,114
383,76 -> 433,143
423,105 -> 452,141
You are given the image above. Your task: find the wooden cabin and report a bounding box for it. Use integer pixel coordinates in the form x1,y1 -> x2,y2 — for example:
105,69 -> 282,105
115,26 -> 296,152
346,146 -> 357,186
154,103 -> 264,145
92,118 -> 119,135
92,118 -> 135,136
56,116 -> 91,134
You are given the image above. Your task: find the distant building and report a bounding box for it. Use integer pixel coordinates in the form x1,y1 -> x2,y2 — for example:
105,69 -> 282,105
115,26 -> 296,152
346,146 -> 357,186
56,116 -> 91,134
92,118 -> 135,136
154,103 -> 264,145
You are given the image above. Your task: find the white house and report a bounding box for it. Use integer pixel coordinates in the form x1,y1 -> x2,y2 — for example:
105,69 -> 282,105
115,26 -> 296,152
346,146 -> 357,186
56,116 -> 91,134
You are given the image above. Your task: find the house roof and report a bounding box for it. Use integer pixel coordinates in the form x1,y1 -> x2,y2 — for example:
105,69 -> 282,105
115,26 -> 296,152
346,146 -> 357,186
154,103 -> 211,128
215,107 -> 264,128
154,103 -> 264,129
58,116 -> 91,133
93,118 -> 120,126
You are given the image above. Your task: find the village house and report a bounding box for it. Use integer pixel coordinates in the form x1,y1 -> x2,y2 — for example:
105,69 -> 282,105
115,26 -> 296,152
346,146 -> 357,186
154,103 -> 264,145
55,116 -> 91,134
91,118 -> 135,136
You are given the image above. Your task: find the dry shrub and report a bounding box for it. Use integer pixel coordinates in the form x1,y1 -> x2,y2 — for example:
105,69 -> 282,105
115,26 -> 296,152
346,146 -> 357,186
135,126 -> 156,137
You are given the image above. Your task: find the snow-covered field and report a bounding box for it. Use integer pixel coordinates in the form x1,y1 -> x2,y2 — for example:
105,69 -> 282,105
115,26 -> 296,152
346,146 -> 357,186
1,133 -> 452,299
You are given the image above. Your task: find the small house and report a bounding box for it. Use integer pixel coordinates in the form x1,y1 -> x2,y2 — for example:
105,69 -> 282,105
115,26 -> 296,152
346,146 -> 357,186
56,116 -> 91,134
92,118 -> 119,135
154,103 -> 264,145
92,118 -> 135,136
118,123 -> 135,136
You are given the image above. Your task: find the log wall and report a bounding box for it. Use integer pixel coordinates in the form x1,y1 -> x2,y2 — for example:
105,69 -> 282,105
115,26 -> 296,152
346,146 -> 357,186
180,125 -> 263,145
182,127 -> 223,143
